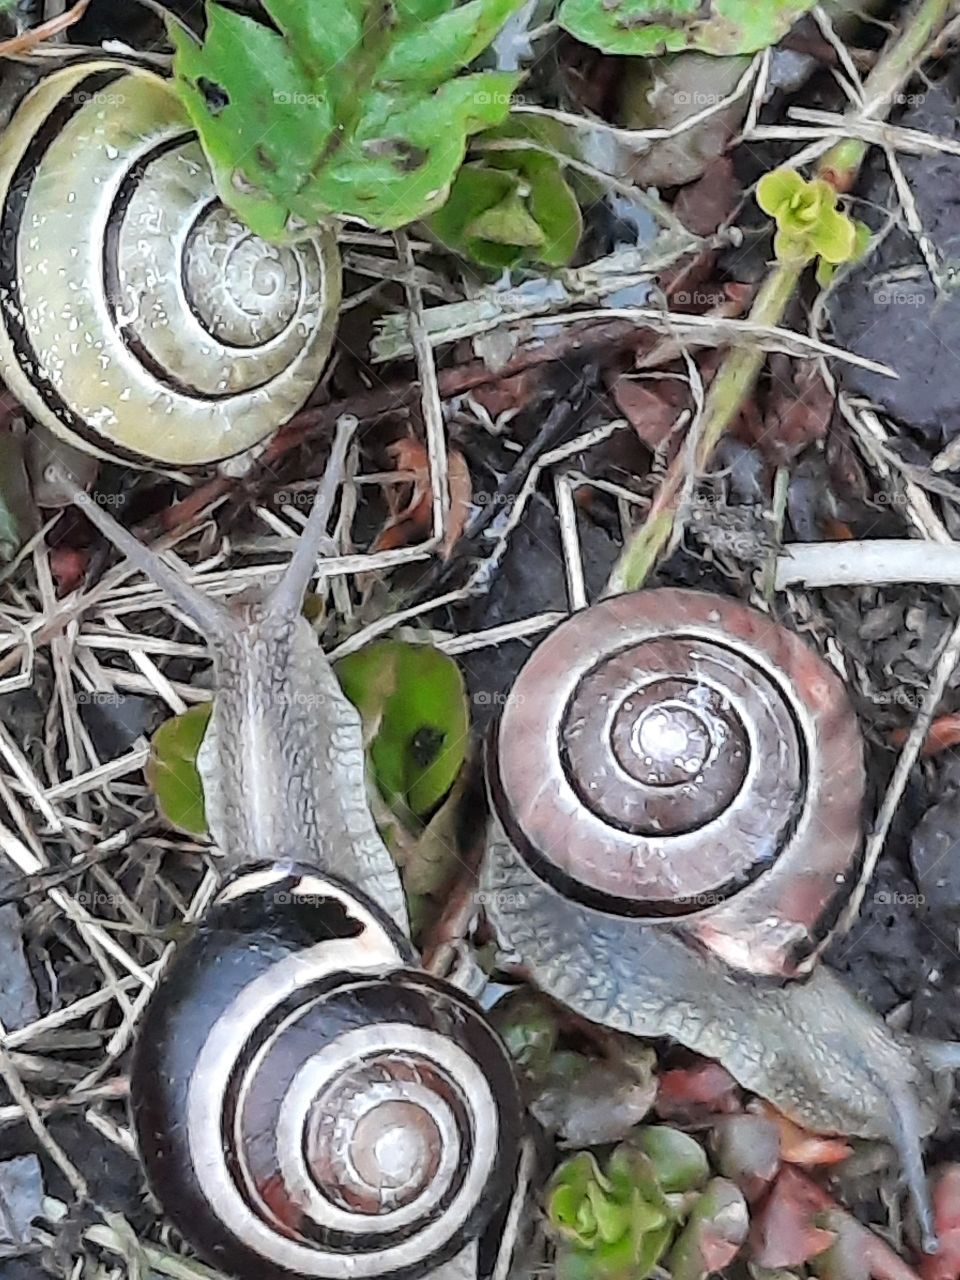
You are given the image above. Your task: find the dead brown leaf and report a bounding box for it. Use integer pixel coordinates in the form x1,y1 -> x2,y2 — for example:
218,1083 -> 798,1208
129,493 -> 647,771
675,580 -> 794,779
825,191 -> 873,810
749,1168 -> 837,1269
656,1061 -> 742,1122
674,157 -> 741,237
372,437 -> 471,559
751,1102 -> 853,1166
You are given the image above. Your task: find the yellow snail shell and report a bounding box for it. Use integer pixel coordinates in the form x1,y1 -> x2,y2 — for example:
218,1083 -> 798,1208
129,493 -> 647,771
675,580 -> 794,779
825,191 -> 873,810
0,61 -> 341,467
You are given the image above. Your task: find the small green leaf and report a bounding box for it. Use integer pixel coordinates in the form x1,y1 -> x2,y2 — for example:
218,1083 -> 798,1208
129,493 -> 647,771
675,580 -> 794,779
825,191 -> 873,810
467,189 -> 546,247
427,120 -> 582,268
589,1184 -> 634,1243
558,0 -> 819,57
380,0 -> 529,85
809,206 -> 856,263
759,169 -> 860,276
852,219 -> 871,260
490,990 -> 560,1085
335,640 -> 469,821
635,1127 -> 710,1194
756,168 -> 806,217
146,704 -> 212,835
546,1134 -> 707,1278
815,258 -> 836,288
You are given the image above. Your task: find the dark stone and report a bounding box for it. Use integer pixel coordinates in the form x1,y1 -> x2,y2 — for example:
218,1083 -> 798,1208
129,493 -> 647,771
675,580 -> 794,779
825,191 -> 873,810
910,793 -> 960,919
831,80 -> 960,448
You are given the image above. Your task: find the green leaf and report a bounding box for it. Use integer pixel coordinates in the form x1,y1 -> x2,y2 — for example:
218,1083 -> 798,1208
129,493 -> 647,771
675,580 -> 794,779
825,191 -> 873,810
852,219 -> 871,261
635,1127 -> 710,1194
557,0 -> 818,57
261,0 -> 366,80
490,990 -> 560,1084
589,1184 -> 634,1243
380,0 -> 529,85
759,169 -> 860,275
146,703 -> 212,835
467,189 -> 546,247
815,257 -> 836,289
808,205 -> 856,263
427,120 -> 582,268
171,0 -> 526,237
756,167 -> 805,217
335,640 -> 469,820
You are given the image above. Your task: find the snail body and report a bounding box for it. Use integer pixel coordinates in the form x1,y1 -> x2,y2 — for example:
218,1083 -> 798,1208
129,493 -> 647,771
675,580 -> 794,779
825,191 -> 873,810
0,61 -> 340,467
131,863 -> 525,1280
57,419 -> 407,926
482,588 -> 953,1248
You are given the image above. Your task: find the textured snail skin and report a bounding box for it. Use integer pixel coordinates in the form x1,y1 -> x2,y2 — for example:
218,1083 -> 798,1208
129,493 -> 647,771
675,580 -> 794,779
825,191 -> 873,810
131,864 -> 524,1280
196,601 -> 409,930
0,61 -> 340,467
483,831 -> 937,1146
483,588 -> 947,1246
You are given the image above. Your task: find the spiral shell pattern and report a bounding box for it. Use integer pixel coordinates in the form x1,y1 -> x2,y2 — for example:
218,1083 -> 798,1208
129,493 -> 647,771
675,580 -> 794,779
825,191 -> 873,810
131,865 -> 522,1279
0,62 -> 340,466
487,588 -> 865,977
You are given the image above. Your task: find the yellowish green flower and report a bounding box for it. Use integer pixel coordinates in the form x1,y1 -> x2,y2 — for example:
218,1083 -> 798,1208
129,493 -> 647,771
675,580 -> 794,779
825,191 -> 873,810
757,169 -> 861,269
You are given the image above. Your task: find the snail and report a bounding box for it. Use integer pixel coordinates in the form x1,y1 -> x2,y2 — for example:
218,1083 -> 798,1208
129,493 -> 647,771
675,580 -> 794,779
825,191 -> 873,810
481,588 -> 960,1252
52,426 -> 527,1277
0,60 -> 340,468
130,862 -> 525,1280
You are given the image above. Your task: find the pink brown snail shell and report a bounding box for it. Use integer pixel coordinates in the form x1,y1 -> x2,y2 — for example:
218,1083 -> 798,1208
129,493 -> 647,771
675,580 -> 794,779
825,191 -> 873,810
486,586 -> 865,978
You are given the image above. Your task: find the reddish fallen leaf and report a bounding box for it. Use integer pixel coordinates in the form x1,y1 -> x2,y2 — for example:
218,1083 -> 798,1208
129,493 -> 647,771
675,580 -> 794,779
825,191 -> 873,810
49,545 -> 89,596
668,1177 -> 750,1280
724,282 -> 754,307
920,1165 -> 960,1280
753,1170 -> 921,1280
656,1061 -> 742,1122
823,518 -> 855,540
608,377 -> 684,450
674,157 -> 741,237
749,1167 -> 837,1268
890,714 -> 960,758
470,368 -> 542,420
371,437 -> 471,559
762,364 -> 835,458
751,1101 -> 853,1166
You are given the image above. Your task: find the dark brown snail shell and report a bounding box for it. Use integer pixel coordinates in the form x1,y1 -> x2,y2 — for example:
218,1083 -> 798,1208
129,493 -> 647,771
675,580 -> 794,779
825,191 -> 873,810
130,864 -> 523,1280
486,588 -> 865,978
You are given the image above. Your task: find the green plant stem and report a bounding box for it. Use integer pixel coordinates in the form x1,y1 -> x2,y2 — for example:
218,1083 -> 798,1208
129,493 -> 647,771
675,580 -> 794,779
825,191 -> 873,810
609,0 -> 955,594
608,262 -> 802,592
